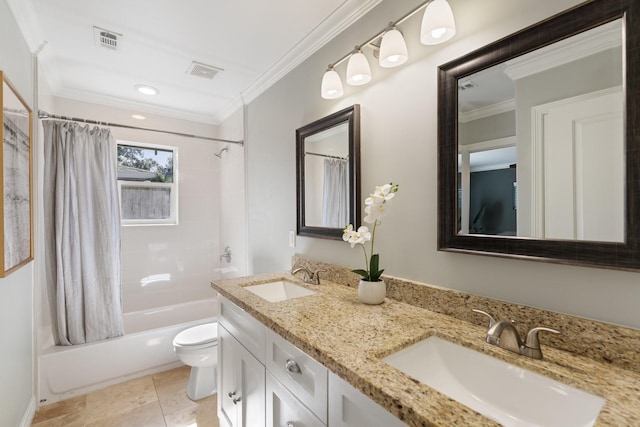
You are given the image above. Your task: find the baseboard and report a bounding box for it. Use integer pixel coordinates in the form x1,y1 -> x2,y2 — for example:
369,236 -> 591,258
19,395 -> 36,427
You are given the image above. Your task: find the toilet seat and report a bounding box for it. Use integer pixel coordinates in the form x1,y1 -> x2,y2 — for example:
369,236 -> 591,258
174,323 -> 218,347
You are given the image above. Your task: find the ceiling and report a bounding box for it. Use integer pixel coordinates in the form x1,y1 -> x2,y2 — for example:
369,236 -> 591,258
8,0 -> 382,124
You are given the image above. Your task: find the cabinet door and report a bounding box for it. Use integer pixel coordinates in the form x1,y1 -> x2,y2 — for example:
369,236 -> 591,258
328,372 -> 406,427
238,338 -> 266,427
218,323 -> 266,427
267,372 -> 325,427
218,325 -> 239,427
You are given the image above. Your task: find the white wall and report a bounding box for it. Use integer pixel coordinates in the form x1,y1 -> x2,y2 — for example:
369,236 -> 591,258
217,107 -> 248,278
246,0 -> 640,329
0,0 -> 36,424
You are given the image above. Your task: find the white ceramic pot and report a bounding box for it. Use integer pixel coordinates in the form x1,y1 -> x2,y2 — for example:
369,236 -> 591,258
358,279 -> 386,305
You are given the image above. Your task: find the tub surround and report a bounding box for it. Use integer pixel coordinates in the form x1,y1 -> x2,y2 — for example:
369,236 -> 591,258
211,264 -> 640,426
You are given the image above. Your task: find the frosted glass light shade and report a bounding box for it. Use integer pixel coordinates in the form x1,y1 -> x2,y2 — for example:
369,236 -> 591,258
379,29 -> 408,68
346,51 -> 372,86
420,0 -> 456,45
321,68 -> 344,99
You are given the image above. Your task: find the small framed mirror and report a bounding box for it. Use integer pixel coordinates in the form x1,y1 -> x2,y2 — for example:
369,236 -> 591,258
438,0 -> 639,270
296,105 -> 360,240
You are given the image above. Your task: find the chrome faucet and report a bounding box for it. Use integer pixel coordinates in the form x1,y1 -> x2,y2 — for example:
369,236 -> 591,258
473,309 -> 560,360
290,265 -> 325,285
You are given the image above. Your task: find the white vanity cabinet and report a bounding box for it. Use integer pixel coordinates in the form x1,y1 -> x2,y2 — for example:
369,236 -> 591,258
328,372 -> 407,427
218,297 -> 266,427
218,325 -> 266,427
217,295 -> 405,427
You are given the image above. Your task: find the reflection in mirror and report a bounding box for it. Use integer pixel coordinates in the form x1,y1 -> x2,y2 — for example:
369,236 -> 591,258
457,19 -> 623,243
438,0 -> 640,270
296,105 -> 360,240
304,122 -> 350,228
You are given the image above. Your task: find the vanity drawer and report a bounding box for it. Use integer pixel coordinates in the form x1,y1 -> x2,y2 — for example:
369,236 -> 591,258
266,372 -> 325,427
266,328 -> 328,423
218,295 -> 266,363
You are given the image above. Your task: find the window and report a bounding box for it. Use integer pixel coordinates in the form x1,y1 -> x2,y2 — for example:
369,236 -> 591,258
117,141 -> 178,225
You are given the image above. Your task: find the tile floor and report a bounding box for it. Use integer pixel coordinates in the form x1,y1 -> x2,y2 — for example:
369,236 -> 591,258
31,366 -> 219,427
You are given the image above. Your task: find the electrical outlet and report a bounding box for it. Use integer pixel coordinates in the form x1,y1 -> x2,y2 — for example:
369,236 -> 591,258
289,230 -> 296,248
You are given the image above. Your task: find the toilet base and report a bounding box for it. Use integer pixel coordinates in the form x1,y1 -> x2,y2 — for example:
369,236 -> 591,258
186,365 -> 217,401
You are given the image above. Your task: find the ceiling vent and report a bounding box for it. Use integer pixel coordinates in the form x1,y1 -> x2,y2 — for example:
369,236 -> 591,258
458,79 -> 478,91
93,26 -> 121,51
186,61 -> 223,80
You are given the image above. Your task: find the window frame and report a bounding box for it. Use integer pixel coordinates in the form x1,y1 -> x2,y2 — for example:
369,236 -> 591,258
116,140 -> 179,226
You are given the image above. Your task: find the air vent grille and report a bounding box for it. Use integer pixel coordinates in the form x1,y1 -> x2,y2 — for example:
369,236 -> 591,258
186,61 -> 223,80
458,80 -> 478,91
93,26 -> 121,51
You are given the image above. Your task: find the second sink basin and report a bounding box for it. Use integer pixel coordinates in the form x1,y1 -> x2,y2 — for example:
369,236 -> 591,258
244,280 -> 315,302
383,336 -> 605,427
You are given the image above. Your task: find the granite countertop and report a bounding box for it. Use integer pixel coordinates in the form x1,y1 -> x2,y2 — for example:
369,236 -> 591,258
211,272 -> 640,427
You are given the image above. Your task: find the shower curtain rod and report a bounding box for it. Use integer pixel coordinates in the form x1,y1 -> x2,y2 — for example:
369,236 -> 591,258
305,151 -> 348,160
37,110 -> 244,146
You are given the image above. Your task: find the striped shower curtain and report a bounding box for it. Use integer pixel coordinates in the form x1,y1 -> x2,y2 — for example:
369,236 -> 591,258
42,120 -> 123,345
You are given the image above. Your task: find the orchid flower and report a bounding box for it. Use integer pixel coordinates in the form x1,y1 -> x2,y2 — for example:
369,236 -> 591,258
344,183 -> 399,282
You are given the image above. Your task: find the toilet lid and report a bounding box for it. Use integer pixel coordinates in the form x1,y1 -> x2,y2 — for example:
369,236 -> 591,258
174,323 -> 218,346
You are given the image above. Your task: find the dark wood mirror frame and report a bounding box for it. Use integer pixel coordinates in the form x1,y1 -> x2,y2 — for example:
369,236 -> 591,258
438,0 -> 640,271
296,105 -> 361,240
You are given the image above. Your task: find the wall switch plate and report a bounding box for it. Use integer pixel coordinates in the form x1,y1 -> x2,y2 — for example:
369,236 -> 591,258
289,230 -> 296,248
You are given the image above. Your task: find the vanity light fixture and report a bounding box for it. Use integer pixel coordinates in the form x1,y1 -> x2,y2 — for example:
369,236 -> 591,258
379,26 -> 409,68
131,114 -> 146,120
321,66 -> 344,99
320,0 -> 456,99
420,0 -> 456,45
135,84 -> 159,96
346,48 -> 372,86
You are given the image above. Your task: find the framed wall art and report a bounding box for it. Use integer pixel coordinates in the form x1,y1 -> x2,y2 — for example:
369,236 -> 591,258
1,71 -> 33,276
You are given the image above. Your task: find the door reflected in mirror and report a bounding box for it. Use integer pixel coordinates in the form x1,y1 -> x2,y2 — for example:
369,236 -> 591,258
457,19 -> 623,243
296,105 -> 360,240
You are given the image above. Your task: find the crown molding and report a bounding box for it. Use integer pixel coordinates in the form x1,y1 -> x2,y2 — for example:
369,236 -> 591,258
459,98 -> 515,123
6,0 -> 46,54
240,0 -> 383,105
504,19 -> 622,81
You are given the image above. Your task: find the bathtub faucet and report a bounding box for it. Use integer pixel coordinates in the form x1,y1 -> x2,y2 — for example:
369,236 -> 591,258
220,246 -> 232,263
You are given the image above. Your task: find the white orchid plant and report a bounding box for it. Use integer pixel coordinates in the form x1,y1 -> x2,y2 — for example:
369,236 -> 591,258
343,183 -> 399,282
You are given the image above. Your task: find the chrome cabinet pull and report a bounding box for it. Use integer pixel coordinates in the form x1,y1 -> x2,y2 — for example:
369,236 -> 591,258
285,358 -> 301,374
227,391 -> 242,404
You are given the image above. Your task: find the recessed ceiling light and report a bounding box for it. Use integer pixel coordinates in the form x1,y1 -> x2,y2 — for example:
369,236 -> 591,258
135,84 -> 159,95
131,114 -> 146,120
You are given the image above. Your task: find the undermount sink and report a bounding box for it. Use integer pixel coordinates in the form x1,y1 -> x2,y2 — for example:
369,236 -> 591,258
243,280 -> 316,303
383,336 -> 605,427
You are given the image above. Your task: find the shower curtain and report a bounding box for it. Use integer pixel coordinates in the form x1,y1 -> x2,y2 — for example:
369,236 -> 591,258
322,158 -> 348,227
43,120 -> 124,345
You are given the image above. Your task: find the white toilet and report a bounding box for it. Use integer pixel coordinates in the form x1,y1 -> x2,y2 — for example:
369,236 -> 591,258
172,322 -> 218,400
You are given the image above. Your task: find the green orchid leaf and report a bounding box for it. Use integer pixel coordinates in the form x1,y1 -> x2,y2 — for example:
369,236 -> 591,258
352,269 -> 370,280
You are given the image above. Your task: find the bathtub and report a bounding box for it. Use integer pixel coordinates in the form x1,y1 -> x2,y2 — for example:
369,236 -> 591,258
38,298 -> 217,404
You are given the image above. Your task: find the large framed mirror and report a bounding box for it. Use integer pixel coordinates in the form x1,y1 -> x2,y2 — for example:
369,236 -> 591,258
296,105 -> 361,240
438,0 -> 640,270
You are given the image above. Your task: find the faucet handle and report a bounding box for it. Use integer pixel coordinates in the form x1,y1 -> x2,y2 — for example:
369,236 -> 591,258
522,327 -> 560,359
524,327 -> 561,349
472,309 -> 498,329
311,269 -> 326,284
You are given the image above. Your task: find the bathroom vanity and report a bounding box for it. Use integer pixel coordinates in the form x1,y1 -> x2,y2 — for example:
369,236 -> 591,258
217,293 -> 404,427
212,265 -> 640,426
